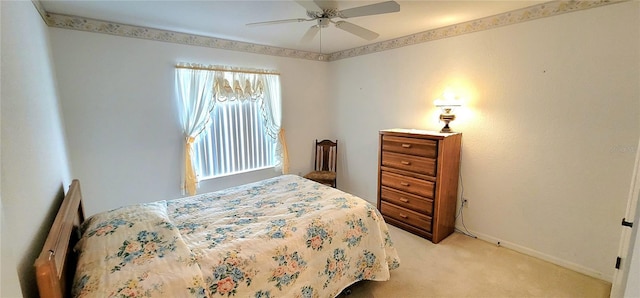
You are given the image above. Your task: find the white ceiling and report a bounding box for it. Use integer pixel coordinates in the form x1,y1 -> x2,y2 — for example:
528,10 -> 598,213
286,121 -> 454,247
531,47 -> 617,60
40,0 -> 546,54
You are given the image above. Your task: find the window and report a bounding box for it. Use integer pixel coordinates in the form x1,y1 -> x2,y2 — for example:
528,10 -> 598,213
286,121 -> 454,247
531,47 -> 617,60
176,63 -> 288,195
193,98 -> 276,179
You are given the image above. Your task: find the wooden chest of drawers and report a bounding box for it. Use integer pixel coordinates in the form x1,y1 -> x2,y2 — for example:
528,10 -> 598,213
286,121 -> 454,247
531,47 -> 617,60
377,129 -> 462,243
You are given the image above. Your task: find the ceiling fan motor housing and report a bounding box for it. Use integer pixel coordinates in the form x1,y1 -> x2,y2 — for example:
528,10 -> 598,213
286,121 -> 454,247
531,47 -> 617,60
307,8 -> 338,19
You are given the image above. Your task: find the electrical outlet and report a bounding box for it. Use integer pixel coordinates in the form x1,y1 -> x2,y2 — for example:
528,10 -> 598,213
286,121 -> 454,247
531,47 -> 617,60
463,197 -> 469,208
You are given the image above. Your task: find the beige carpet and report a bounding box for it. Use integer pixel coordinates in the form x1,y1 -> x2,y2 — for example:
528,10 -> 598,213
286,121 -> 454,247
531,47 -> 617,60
343,226 -> 611,298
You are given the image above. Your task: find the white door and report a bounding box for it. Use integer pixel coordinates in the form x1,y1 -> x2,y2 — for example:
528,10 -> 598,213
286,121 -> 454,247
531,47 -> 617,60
610,138 -> 640,298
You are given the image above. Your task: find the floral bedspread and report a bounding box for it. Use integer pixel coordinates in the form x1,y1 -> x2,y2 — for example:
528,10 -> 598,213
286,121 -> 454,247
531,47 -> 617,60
73,174 -> 400,297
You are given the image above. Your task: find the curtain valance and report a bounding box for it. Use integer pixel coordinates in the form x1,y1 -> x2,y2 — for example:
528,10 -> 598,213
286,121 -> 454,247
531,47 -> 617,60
213,72 -> 264,101
176,63 -> 278,102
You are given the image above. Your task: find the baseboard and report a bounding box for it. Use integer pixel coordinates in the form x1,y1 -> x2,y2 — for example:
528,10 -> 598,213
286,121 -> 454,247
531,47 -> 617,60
457,227 -> 612,282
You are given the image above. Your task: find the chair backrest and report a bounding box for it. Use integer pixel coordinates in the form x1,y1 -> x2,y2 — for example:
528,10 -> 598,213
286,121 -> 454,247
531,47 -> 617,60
314,139 -> 337,172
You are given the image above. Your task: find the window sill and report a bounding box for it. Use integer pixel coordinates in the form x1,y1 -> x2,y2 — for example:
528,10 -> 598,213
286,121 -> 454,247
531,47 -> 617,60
198,166 -> 276,182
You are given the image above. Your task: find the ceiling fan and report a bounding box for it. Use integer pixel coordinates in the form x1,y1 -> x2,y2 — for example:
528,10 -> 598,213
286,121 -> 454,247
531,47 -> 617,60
246,1 -> 400,42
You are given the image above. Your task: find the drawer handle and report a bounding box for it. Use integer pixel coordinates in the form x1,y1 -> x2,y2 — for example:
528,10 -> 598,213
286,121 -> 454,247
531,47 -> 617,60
399,198 -> 409,203
401,144 -> 412,148
399,213 -> 408,219
400,182 -> 410,186
401,161 -> 411,165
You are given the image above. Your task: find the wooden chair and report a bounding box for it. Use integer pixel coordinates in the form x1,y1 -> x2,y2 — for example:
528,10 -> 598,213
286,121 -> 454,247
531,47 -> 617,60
303,139 -> 338,187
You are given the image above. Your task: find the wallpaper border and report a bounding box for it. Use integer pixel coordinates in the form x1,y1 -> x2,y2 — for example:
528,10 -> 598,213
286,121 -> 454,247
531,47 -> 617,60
328,0 -> 621,61
44,0 -> 621,62
45,13 -> 327,61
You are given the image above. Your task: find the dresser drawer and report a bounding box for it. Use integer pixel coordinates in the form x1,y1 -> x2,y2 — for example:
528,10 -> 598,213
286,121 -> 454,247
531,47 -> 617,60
382,135 -> 437,158
381,186 -> 433,215
381,151 -> 436,176
381,201 -> 432,232
381,171 -> 435,198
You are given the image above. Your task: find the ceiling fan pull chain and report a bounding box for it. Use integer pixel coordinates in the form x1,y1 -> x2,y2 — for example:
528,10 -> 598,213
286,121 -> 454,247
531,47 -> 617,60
320,28 -> 322,54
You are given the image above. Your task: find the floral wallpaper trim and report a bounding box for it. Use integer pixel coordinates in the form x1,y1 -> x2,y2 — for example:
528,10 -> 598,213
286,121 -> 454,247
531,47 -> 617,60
45,13 -> 329,62
43,0 -> 622,62
327,0 -> 622,61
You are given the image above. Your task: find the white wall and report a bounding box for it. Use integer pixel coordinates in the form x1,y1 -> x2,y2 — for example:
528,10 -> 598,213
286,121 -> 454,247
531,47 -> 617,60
329,2 -> 639,282
49,29 -> 331,216
1,1 -> 72,297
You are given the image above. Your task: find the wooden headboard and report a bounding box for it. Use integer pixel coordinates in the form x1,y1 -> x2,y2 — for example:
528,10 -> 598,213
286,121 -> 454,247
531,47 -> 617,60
34,179 -> 85,298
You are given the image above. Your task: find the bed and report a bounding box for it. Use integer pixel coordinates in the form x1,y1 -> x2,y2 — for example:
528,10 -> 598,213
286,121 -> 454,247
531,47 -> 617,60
35,174 -> 400,298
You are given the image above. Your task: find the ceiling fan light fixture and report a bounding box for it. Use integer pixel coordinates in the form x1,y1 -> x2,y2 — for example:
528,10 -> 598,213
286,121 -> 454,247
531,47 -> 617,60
318,18 -> 330,28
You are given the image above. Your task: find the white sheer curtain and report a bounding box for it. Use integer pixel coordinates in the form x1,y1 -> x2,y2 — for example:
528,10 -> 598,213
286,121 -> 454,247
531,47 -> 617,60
262,74 -> 289,174
175,67 -> 215,195
176,63 -> 288,195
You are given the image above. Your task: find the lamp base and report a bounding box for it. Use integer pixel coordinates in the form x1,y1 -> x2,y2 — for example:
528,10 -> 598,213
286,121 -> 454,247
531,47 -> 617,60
440,126 -> 452,133
439,113 -> 456,133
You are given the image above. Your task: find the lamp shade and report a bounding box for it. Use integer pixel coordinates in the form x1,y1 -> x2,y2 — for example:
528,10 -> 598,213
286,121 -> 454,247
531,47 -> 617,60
434,98 -> 462,109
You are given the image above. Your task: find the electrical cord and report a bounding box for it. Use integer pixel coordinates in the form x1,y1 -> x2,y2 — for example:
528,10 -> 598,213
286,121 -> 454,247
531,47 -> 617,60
454,142 -> 477,239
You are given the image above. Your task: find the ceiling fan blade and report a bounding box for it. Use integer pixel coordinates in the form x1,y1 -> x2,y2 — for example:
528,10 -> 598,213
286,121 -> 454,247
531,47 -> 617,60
339,1 -> 400,18
334,21 -> 379,40
294,0 -> 322,12
313,0 -> 338,11
246,18 -> 309,26
301,25 -> 320,43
